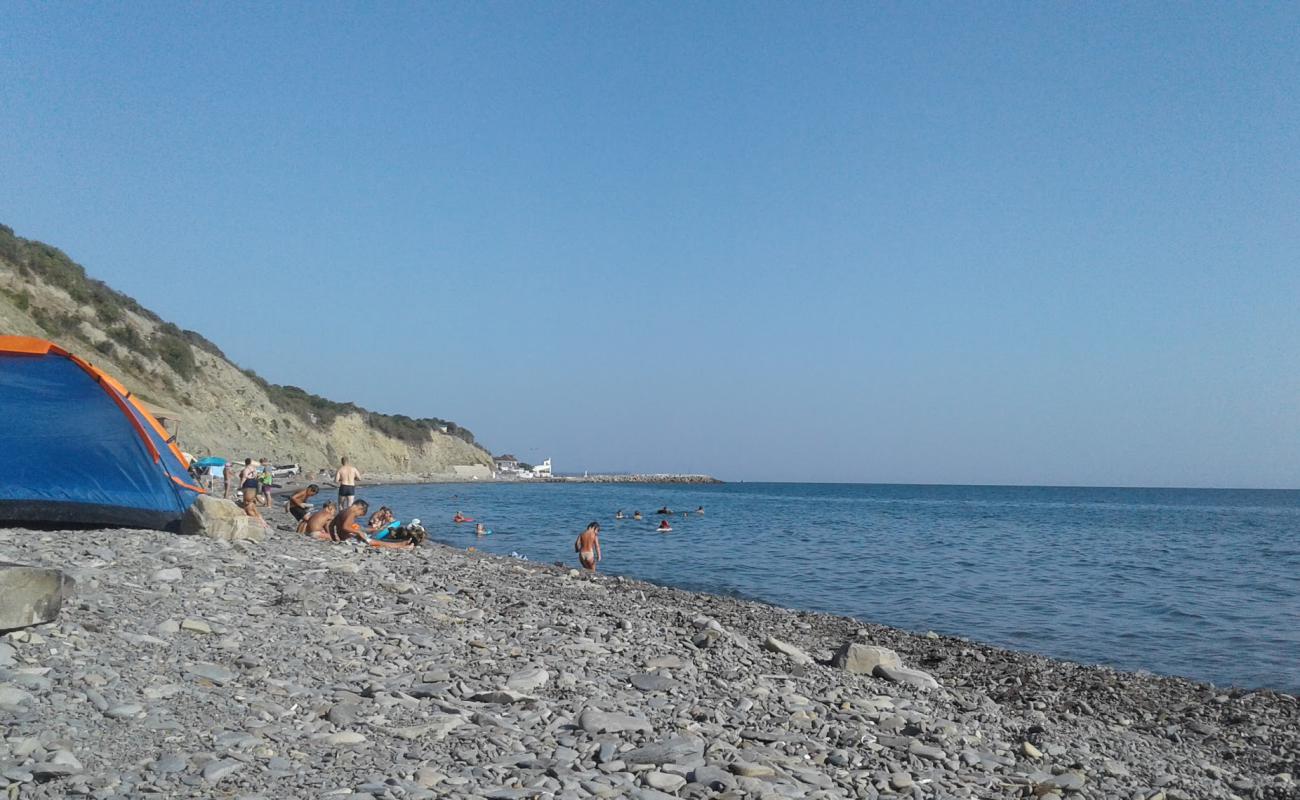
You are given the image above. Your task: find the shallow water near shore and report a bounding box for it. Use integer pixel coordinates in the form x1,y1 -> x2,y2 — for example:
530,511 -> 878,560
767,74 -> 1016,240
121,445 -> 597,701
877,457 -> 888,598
357,481 -> 1300,693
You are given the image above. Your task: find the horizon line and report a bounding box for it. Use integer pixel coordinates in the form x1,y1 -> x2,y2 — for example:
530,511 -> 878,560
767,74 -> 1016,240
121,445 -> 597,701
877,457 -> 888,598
573,476 -> 1300,492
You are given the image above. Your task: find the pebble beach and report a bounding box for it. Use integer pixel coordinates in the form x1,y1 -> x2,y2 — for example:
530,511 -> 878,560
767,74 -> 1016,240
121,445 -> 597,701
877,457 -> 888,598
0,499 -> 1296,800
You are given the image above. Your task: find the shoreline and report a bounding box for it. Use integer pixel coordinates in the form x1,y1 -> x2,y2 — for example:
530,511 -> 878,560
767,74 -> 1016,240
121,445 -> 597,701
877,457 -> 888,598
0,508 -> 1295,798
277,473 -> 725,490
267,480 -> 1291,695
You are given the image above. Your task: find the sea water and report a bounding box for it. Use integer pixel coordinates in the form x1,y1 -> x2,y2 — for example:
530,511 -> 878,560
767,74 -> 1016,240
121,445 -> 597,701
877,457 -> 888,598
355,482 -> 1300,693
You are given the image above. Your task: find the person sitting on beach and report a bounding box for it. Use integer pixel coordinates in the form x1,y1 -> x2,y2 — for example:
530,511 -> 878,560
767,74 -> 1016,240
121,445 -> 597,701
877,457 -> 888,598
375,518 -> 426,546
574,522 -> 601,571
369,507 -> 417,542
300,500 -> 336,538
331,500 -> 413,548
367,505 -> 395,533
615,510 -> 624,520
658,519 -> 672,531
330,500 -> 370,542
287,484 -> 319,522
632,511 -> 642,520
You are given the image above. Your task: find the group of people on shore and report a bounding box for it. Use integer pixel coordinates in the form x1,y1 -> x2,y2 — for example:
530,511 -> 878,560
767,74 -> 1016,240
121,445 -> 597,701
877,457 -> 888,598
207,452 -> 703,568
292,491 -> 425,549
288,458 -> 425,548
217,455 -> 424,549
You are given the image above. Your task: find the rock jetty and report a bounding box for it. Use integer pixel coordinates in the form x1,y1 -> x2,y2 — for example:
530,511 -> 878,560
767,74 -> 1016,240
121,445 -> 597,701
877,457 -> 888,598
554,474 -> 723,484
0,524 -> 1295,800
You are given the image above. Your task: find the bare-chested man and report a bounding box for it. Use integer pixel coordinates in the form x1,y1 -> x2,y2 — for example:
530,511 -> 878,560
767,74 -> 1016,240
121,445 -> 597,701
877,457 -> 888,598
330,500 -> 412,549
335,457 -> 360,509
574,522 -> 602,571
287,484 -> 319,523
300,501 -> 337,539
330,499 -> 371,542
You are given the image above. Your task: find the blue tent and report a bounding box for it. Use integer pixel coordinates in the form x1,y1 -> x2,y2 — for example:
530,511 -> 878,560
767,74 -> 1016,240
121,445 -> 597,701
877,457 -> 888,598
0,336 -> 203,531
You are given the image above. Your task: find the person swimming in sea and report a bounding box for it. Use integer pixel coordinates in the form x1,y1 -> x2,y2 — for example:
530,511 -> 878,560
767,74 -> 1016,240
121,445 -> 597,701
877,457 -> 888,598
453,511 -> 469,523
657,519 -> 672,532
695,506 -> 704,515
632,511 -> 643,520
574,522 -> 601,571
615,510 -> 624,520
656,506 -> 672,515
475,522 -> 488,536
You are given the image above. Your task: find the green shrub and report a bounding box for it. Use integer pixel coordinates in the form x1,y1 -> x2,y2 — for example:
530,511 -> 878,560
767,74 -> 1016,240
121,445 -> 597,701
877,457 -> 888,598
0,287 -> 30,311
26,243 -> 90,303
155,332 -> 197,380
108,324 -> 147,351
367,413 -> 436,447
182,328 -> 225,359
88,282 -> 124,324
0,225 -> 24,267
31,307 -> 79,337
94,339 -> 115,357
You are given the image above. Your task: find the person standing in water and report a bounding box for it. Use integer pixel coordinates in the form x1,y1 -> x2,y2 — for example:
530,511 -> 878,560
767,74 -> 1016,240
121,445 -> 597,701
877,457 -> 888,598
335,456 -> 360,509
574,522 -> 601,571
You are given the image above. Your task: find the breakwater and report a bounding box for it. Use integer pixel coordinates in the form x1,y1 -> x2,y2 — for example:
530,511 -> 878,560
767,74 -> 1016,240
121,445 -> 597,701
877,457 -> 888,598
552,474 -> 723,484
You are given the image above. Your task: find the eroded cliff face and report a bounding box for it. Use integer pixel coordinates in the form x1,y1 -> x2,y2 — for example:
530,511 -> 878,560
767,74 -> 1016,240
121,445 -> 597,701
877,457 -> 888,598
0,231 -> 492,476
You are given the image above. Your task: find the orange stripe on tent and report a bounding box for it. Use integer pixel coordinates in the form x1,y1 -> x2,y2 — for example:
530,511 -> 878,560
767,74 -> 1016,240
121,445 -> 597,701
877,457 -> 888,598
122,393 -> 192,466
0,335 -> 64,356
171,474 -> 206,494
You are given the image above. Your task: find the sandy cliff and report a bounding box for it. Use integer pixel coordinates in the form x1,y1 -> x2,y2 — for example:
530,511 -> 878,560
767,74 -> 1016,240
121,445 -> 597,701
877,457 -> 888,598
0,225 -> 493,476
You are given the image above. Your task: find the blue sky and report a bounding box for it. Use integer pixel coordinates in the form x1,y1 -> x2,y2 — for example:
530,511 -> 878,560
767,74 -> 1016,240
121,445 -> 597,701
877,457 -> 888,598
2,3 -> 1297,486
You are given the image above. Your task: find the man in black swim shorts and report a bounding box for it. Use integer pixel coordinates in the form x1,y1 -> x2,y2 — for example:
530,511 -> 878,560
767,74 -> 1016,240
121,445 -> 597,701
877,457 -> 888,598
288,484 -> 319,522
335,456 -> 360,509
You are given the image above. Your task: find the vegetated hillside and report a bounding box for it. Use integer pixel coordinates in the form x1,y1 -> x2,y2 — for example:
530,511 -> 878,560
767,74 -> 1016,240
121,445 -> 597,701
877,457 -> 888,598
0,223 -> 493,476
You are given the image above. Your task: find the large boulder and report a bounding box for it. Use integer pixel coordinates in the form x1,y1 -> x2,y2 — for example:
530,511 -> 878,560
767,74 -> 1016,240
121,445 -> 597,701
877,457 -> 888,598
180,496 -> 267,543
0,562 -> 70,630
831,642 -> 901,674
